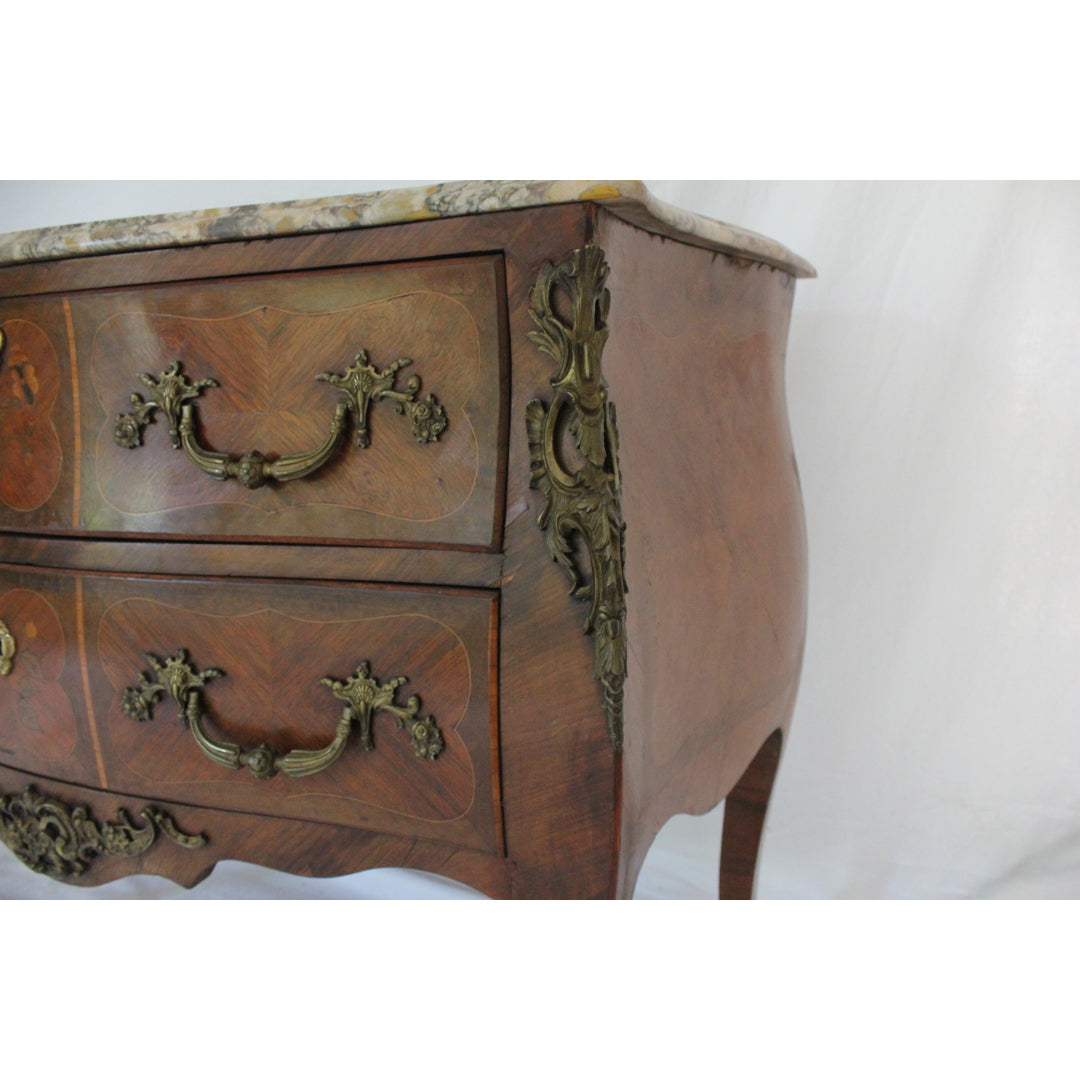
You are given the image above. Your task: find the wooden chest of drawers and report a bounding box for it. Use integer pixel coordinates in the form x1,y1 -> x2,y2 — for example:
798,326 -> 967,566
0,181 -> 812,898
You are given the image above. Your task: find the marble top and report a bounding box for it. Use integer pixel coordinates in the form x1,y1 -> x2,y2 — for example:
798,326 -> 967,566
0,181 -> 815,278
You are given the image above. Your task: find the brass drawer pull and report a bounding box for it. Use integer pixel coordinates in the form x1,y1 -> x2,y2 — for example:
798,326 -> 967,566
0,619 -> 14,676
122,649 -> 444,780
178,401 -> 349,488
113,351 -> 447,489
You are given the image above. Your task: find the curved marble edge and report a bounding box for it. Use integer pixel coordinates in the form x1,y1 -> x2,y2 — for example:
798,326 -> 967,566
0,180 -> 816,278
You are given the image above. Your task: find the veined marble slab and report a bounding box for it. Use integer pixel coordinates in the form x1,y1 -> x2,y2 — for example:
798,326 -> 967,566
0,180 -> 815,277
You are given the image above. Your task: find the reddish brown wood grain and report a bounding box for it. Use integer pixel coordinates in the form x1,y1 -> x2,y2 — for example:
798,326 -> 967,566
0,563 -> 502,855
0,762 -> 509,895
595,209 -> 806,898
492,208 -> 624,898
0,201 -> 808,898
0,578 -> 88,781
0,303 -> 76,531
0,318 -> 63,513
719,730 -> 784,899
2,254 -> 506,549
0,534 -> 505,589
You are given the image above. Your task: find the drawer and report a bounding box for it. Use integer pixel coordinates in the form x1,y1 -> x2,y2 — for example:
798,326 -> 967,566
0,564 -> 501,855
0,573 -> 96,786
0,254 -> 506,549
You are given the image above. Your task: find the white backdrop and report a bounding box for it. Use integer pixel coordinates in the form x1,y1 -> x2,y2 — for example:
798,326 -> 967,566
0,179 -> 1077,900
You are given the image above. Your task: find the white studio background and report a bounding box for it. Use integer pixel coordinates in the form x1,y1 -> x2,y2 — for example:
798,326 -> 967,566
0,180 -> 1077,900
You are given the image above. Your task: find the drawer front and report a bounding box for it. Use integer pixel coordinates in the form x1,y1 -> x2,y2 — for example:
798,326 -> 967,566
0,254 -> 505,549
0,572 -> 98,786
0,565 -> 501,855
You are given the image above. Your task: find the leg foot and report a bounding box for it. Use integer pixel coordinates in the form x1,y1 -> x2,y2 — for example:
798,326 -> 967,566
719,730 -> 783,900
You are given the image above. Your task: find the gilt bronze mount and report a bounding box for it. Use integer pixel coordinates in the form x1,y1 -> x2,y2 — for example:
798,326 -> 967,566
0,619 -> 14,677
526,242 -> 628,749
0,784 -> 206,880
123,649 -> 443,780
114,350 -> 447,489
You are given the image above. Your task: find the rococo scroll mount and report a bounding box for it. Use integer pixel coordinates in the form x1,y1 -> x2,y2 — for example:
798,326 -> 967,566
122,649 -> 444,780
0,784 -> 206,880
526,243 -> 628,749
113,349 -> 447,489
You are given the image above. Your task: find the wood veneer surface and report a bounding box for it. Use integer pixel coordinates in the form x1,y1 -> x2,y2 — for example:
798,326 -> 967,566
0,563 -> 502,854
0,253 -> 505,549
0,200 -> 810,898
595,210 -> 807,896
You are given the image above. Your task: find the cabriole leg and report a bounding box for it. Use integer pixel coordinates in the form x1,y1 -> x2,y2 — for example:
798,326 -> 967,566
719,730 -> 783,900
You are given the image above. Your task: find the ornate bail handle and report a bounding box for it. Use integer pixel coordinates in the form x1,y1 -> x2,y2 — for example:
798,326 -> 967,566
122,650 -> 444,780
113,350 -> 447,489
